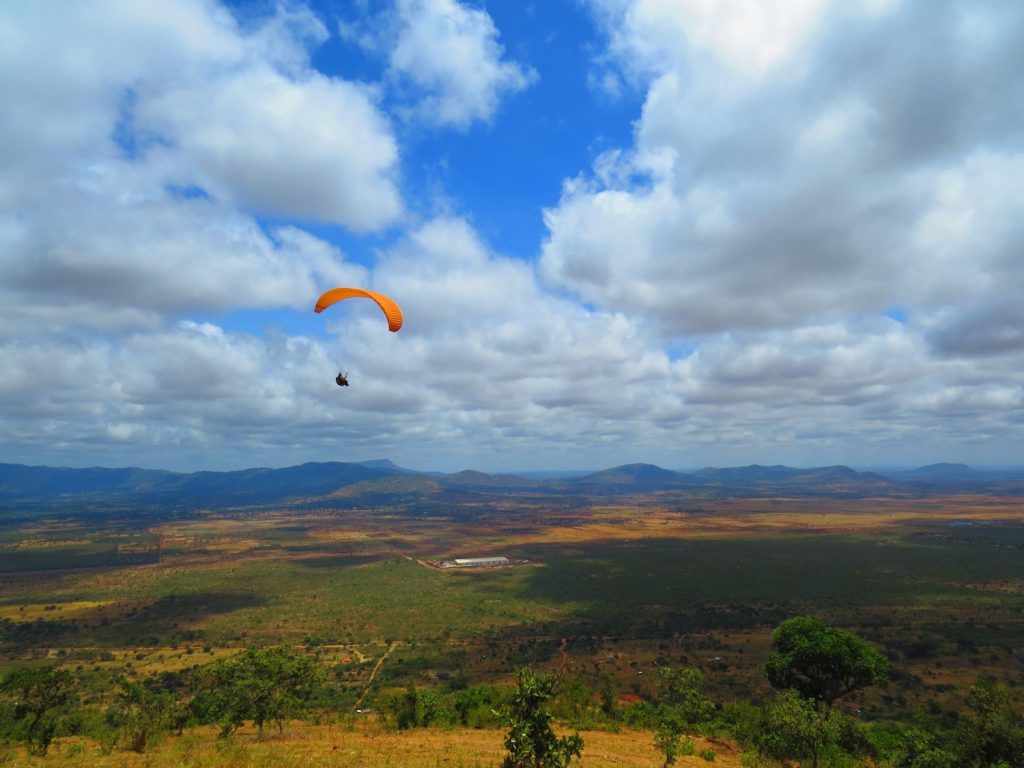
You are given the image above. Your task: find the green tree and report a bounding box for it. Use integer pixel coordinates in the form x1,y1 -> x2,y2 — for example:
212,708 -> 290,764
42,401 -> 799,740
385,682 -> 419,729
658,667 -> 714,724
758,689 -> 834,768
892,726 -> 958,768
416,685 -> 455,727
555,677 -> 598,729
194,646 -> 324,738
959,681 -> 1024,767
108,677 -> 174,753
454,683 -> 504,728
764,616 -> 889,709
500,667 -> 583,768
599,674 -> 619,720
653,667 -> 714,767
0,665 -> 76,755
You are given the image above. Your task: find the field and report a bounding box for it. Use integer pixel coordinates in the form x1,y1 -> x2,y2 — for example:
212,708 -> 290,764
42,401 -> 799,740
0,721 -> 744,767
2,491 -> 1024,762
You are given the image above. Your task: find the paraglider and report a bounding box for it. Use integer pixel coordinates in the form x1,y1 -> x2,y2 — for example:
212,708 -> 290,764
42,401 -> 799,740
314,287 -> 402,331
314,288 -> 402,387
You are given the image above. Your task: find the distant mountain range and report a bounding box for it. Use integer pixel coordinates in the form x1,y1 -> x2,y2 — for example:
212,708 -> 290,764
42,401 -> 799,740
1,459 -> 1022,510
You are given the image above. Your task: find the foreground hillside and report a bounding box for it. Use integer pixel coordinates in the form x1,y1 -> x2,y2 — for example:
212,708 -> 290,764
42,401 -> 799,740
1,722 -> 742,767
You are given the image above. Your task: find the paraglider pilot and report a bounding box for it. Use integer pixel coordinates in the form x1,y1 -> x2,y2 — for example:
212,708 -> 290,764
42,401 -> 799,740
314,287 -> 403,389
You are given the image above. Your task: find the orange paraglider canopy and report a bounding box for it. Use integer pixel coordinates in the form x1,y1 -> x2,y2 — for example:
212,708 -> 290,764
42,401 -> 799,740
314,288 -> 403,332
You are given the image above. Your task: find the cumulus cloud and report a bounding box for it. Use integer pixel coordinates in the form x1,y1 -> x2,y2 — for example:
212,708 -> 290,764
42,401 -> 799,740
344,0 -> 535,129
0,218 -> 668,471
138,67 -> 401,229
0,0 -> 402,231
3,213 -> 1022,471
543,0 -> 1024,345
0,0 -> 397,332
0,185 -> 367,335
2,0 -> 1022,472
589,0 -> 829,80
528,0 -> 1024,465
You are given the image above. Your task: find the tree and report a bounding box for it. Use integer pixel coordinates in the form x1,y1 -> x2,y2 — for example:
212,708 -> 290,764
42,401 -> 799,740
654,667 -> 714,766
599,673 -> 619,720
454,683 -> 504,728
0,665 -> 76,755
764,616 -> 889,709
758,689 -> 835,768
555,677 -> 598,729
893,726 -> 958,768
385,682 -> 419,729
194,646 -> 324,738
108,677 -> 174,753
383,682 -> 455,729
500,667 -> 583,768
959,681 -> 1024,767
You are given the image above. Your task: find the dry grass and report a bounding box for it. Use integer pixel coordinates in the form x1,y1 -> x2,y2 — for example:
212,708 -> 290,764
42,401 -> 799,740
0,600 -> 113,623
3,722 -> 744,768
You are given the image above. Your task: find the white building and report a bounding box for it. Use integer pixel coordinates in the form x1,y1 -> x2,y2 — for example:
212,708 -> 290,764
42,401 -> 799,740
447,556 -> 510,568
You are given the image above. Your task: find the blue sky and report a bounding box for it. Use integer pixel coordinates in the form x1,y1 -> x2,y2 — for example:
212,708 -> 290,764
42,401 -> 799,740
1,0 -> 1023,473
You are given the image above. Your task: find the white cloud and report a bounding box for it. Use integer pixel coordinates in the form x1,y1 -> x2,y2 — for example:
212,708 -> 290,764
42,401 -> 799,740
0,0 -> 402,231
0,0 -> 394,335
526,0 -> 1024,466
2,0 -> 1023,472
2,213 -> 1023,471
544,0 -> 1024,341
0,184 -> 368,334
138,66 -> 401,230
348,0 -> 535,129
588,0 -> 829,81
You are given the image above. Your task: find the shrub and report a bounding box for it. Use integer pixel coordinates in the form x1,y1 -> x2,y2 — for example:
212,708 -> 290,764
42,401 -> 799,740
499,668 -> 583,768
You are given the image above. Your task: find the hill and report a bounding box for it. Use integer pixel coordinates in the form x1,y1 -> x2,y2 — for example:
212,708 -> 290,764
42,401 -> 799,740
441,469 -> 542,489
694,464 -> 897,495
4,458 -> 1023,513
569,463 -> 697,490
0,460 -> 397,506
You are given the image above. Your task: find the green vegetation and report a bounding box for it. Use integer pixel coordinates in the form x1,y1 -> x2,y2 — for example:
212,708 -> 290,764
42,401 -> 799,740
765,616 -> 890,709
2,498 -> 1024,764
654,667 -> 714,766
0,634 -> 1021,765
499,667 -> 583,768
0,665 -> 75,755
107,677 -> 177,752
194,646 -> 325,737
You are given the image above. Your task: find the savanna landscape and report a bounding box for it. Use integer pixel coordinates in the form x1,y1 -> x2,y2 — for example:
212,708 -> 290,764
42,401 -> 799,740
2,461 -> 1023,766
5,2 -> 1024,766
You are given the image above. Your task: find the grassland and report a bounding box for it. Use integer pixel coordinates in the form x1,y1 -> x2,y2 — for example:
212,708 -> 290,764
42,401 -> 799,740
0,721 -> 744,767
2,492 -> 1023,762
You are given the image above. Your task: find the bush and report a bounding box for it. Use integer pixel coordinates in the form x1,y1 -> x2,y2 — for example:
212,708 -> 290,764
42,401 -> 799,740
454,684 -> 506,728
715,701 -> 763,746
622,700 -> 659,729
499,668 -> 583,768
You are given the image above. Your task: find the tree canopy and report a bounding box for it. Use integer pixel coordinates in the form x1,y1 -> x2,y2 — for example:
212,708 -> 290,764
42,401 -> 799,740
194,646 -> 323,738
0,665 -> 76,755
764,616 -> 890,708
